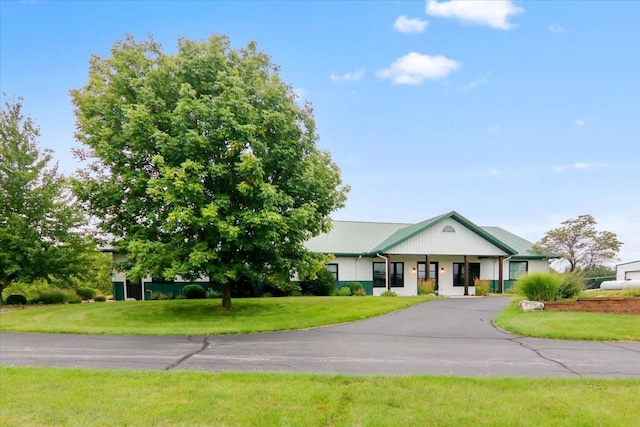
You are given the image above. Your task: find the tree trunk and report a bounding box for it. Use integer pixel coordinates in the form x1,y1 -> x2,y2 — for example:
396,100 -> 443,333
221,282 -> 232,310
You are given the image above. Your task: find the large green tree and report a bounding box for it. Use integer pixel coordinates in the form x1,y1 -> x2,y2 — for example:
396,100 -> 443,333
72,35 -> 349,309
0,97 -> 95,302
534,215 -> 622,272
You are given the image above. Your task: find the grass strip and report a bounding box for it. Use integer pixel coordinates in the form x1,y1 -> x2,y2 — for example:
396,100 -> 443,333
1,366 -> 638,427
495,301 -> 640,341
0,296 -> 431,335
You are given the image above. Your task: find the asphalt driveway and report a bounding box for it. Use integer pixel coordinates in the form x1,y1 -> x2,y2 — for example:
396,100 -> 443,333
1,297 -> 639,377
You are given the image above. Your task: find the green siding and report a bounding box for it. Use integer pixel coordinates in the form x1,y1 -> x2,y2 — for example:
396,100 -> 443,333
336,281 -> 374,295
112,282 -> 124,301
489,280 -> 517,293
145,282 -> 219,299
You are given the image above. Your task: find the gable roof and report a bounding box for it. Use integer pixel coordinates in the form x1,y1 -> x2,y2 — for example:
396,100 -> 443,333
369,211 -> 517,255
305,211 -> 553,259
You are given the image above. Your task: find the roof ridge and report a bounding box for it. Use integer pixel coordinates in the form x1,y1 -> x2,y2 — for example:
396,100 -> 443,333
332,220 -> 413,225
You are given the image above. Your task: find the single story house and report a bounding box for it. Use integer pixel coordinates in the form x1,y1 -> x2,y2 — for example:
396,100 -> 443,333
305,211 -> 554,296
107,210 -> 553,299
616,260 -> 640,281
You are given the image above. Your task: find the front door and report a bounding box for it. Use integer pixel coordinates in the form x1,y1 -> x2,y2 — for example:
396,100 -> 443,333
417,262 -> 439,290
125,279 -> 142,300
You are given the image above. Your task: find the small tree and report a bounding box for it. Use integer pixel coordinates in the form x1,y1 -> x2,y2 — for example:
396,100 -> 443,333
72,35 -> 349,310
534,215 -> 622,272
0,97 -> 95,302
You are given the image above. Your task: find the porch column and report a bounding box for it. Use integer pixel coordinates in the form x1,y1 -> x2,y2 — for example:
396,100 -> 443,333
425,255 -> 431,281
464,255 -> 469,296
498,256 -> 504,294
386,255 -> 391,291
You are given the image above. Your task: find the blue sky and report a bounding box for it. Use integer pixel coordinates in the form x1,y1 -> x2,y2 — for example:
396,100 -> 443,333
2,0 -> 639,263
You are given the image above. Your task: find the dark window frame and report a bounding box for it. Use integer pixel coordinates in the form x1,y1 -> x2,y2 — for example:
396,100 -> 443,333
509,261 -> 528,280
325,263 -> 339,282
417,261 -> 439,287
452,262 -> 480,286
373,261 -> 405,288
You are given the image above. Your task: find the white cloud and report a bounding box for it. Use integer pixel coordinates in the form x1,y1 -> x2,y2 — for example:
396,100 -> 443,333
553,162 -> 609,172
574,119 -> 586,126
426,0 -> 524,30
377,52 -> 460,85
458,75 -> 488,91
489,169 -> 499,175
549,23 -> 565,33
330,69 -> 365,82
394,15 -> 429,33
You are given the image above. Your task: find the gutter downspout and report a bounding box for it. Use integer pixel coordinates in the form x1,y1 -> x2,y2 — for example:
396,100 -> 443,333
376,253 -> 389,291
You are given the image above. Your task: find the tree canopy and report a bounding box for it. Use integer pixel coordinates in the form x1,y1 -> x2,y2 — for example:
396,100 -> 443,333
71,35 -> 349,309
0,97 -> 95,302
534,214 -> 623,272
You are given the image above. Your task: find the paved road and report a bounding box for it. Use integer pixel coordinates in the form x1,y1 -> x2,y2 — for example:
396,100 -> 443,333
1,297 -> 639,377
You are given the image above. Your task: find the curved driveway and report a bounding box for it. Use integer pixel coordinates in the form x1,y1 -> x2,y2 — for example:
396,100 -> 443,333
1,297 -> 639,377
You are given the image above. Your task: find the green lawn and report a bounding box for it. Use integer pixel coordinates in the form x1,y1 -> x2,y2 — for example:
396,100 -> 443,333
0,296 -> 431,335
1,366 -> 638,427
495,301 -> 640,341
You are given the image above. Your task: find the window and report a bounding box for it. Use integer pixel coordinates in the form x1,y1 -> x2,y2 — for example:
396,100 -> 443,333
373,262 -> 404,288
452,263 -> 480,286
325,264 -> 338,281
509,261 -> 528,280
373,262 -> 386,288
390,262 -> 404,287
442,225 -> 456,233
417,262 -> 439,286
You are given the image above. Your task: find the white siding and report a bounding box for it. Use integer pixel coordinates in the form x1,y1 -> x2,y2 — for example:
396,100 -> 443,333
617,261 -> 640,281
331,254 -> 549,296
387,218 -> 509,256
332,256 -> 373,282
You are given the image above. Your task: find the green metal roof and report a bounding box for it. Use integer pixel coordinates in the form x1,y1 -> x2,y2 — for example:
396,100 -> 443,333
304,220 -> 408,255
305,211 -> 551,259
481,227 -> 554,259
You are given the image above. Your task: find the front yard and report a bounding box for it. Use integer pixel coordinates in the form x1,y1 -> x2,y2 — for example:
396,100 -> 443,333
1,366 -> 638,427
0,296 -> 431,335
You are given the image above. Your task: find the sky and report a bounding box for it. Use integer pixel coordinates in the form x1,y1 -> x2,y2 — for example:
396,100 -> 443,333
2,0 -> 639,264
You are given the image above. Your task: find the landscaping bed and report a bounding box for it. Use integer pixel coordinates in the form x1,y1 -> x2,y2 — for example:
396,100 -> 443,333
544,297 -> 640,314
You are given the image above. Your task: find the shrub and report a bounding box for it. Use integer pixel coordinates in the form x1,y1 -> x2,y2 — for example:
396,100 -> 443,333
474,279 -> 490,296
150,292 -> 172,300
205,288 -> 221,299
264,280 -> 300,297
418,279 -> 435,295
348,282 -> 365,296
333,287 -> 352,296
515,273 -> 562,302
299,268 -> 336,296
6,294 -> 27,305
2,279 -> 48,303
380,290 -> 397,297
94,295 -> 107,302
38,288 -> 69,304
76,287 -> 98,300
557,272 -> 584,300
182,284 -> 206,299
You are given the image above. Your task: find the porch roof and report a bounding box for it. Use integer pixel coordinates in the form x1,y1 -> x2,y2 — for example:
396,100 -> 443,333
305,211 -> 554,259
